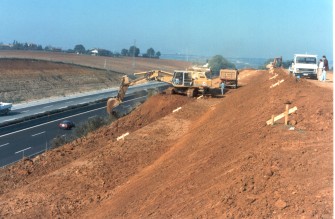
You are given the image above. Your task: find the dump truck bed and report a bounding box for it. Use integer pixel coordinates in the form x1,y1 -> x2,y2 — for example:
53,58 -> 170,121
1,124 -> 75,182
219,69 -> 239,88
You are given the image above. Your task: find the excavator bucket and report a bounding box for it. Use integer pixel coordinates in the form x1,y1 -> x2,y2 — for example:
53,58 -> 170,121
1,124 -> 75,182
107,98 -> 121,115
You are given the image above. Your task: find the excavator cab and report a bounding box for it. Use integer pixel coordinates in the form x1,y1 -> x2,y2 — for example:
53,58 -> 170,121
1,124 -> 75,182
172,71 -> 193,87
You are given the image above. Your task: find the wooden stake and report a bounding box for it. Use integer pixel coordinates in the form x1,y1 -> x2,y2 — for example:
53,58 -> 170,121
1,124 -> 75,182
284,104 -> 289,125
266,106 -> 298,125
271,115 -> 275,125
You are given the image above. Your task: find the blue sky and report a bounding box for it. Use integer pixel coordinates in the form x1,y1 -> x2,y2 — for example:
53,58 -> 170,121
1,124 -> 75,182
0,0 -> 333,59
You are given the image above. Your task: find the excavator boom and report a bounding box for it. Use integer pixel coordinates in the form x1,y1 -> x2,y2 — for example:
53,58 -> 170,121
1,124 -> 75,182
107,71 -> 173,115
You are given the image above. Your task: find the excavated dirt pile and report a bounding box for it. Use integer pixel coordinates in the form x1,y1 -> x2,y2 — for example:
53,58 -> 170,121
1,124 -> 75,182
0,69 -> 332,218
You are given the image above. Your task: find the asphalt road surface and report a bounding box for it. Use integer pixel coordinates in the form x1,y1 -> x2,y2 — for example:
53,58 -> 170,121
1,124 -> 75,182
0,82 -> 170,167
0,81 -> 166,125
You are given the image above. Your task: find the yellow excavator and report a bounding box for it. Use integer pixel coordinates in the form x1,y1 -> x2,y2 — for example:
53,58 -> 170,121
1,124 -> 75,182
106,67 -> 213,115
106,70 -> 173,114
168,66 -> 212,97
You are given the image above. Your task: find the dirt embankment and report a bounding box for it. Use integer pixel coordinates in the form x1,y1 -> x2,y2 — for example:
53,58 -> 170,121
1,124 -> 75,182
0,59 -> 123,103
0,54 -> 191,103
0,51 -> 191,74
0,68 -> 332,218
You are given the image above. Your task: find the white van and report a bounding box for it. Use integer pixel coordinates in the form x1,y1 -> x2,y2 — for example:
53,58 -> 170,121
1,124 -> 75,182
289,54 -> 318,79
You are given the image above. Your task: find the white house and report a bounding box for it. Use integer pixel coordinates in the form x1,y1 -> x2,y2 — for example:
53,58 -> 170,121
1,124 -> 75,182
90,49 -> 99,56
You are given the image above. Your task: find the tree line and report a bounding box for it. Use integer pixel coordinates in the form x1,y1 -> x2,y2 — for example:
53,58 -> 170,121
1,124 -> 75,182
73,44 -> 161,59
0,40 -> 161,59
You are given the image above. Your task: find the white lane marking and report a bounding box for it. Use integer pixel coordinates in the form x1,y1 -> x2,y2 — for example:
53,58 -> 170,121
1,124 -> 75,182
31,131 -> 46,137
65,101 -> 74,104
4,118 -> 16,122
21,110 -> 29,113
36,112 -> 46,114
59,106 -> 68,109
0,95 -> 147,139
15,147 -> 31,154
43,105 -> 53,108
0,106 -> 105,138
0,143 -> 9,148
88,116 -> 97,119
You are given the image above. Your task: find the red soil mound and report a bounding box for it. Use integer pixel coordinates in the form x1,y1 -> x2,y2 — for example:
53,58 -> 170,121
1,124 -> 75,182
0,69 -> 332,218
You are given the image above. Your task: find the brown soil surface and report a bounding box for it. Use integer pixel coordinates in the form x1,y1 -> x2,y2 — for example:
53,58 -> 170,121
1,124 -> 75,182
0,68 -> 333,218
0,52 -> 191,103
0,50 -> 191,74
308,71 -> 333,90
0,58 -> 123,103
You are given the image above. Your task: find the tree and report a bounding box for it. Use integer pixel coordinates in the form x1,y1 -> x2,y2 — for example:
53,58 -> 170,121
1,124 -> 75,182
121,48 -> 128,56
129,46 -> 140,57
74,44 -> 85,54
282,60 -> 293,69
146,48 -> 155,58
155,51 -> 161,58
99,49 -> 113,57
208,55 -> 236,76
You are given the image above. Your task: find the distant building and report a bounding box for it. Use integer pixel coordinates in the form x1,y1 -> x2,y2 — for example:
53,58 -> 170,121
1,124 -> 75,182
0,44 -> 12,50
90,49 -> 99,56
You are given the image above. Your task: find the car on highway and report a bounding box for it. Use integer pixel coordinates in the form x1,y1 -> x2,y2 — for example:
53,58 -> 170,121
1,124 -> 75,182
58,120 -> 75,130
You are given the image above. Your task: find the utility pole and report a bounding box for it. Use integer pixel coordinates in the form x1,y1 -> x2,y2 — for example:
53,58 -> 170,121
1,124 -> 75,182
132,39 -> 136,72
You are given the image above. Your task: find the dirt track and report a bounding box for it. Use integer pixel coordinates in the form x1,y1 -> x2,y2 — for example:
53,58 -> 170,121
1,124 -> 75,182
0,68 -> 332,218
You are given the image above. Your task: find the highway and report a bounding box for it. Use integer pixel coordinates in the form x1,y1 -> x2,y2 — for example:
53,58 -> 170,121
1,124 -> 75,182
0,81 -> 167,125
0,82 -> 170,167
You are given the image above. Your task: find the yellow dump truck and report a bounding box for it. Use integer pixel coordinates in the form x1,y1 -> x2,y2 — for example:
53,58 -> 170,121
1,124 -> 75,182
219,69 -> 239,89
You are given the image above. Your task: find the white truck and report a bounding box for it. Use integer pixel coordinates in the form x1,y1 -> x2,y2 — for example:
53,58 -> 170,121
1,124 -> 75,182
0,102 -> 12,115
289,54 -> 318,79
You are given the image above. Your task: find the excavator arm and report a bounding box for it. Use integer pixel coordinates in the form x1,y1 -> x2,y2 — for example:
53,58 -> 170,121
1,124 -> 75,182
134,70 -> 173,83
107,70 -> 173,115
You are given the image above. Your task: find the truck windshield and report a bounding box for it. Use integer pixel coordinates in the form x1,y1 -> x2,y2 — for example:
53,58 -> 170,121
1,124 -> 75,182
296,57 -> 316,64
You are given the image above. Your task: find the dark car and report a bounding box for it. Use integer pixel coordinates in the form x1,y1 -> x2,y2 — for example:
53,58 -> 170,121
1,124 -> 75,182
58,120 -> 75,130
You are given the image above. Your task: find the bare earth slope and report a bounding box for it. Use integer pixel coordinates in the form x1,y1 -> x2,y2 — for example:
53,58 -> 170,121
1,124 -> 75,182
0,58 -> 123,103
0,68 -> 332,218
0,52 -> 191,103
0,51 -> 191,74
